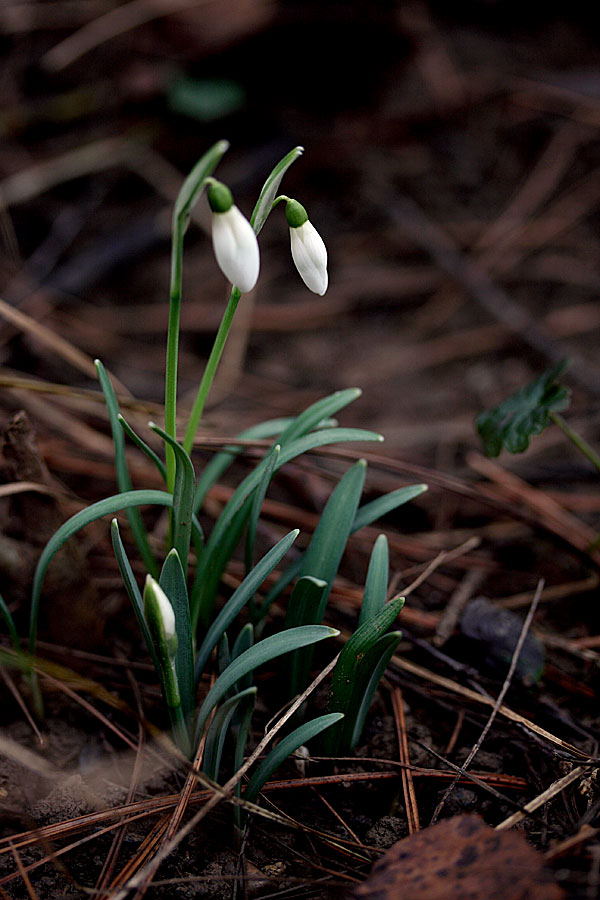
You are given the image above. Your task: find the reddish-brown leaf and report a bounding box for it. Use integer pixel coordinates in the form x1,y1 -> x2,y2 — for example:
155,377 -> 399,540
353,814 -> 564,900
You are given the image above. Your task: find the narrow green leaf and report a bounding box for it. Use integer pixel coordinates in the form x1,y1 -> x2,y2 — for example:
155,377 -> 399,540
284,577 -> 328,696
285,577 -> 328,630
159,549 -> 195,724
231,623 -> 254,692
193,409 -> 340,516
276,388 -> 362,447
244,713 -> 344,806
192,499 -> 252,631
118,414 -> 166,483
218,635 -> 231,678
29,490 -> 172,655
192,428 -> 381,627
174,139 -> 229,231
233,689 -> 256,832
359,535 -> 389,626
194,417 -> 294,512
287,460 -> 366,695
110,519 -> 160,676
326,596 -> 404,750
202,686 -> 257,782
477,360 -> 571,456
150,423 -> 195,565
341,632 -> 402,752
351,484 -> 428,534
300,459 -> 367,620
261,483 -> 427,617
95,360 -> 157,577
195,529 -> 299,681
245,444 -> 280,573
251,146 -> 304,236
196,626 -> 338,740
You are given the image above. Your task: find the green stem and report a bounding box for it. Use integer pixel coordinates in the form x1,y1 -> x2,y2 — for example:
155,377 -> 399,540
183,286 -> 242,453
169,700 -> 193,758
165,221 -> 184,493
550,412 -> 600,475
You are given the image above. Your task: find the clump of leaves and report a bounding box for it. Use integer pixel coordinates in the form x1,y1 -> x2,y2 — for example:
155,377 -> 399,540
476,360 -> 570,457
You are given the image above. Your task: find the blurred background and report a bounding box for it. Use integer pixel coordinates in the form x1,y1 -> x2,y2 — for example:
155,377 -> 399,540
1,0 -> 600,634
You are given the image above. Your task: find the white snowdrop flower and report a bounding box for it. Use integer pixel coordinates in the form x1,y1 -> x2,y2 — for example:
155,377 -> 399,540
286,199 -> 328,296
208,181 -> 260,293
143,575 -> 177,649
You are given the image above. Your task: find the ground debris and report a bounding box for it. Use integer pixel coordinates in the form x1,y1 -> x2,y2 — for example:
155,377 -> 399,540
352,814 -> 564,900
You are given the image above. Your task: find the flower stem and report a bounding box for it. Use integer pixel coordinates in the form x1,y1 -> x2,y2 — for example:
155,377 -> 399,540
550,412 -> 600,475
165,221 -> 184,493
183,286 -> 242,454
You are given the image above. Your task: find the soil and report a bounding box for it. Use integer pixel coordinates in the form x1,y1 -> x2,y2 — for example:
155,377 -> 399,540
2,2 -> 600,898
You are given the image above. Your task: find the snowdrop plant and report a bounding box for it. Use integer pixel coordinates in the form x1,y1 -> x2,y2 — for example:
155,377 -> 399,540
24,142 -> 426,794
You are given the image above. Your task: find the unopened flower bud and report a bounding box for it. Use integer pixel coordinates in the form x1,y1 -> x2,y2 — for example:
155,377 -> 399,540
208,181 -> 260,293
286,199 -> 328,296
143,575 -> 177,657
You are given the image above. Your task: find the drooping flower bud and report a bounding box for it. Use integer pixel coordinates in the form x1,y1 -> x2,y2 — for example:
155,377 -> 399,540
208,181 -> 260,293
286,199 -> 328,296
143,575 -> 178,658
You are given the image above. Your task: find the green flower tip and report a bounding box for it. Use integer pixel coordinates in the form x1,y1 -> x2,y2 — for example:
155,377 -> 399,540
208,180 -> 234,214
285,199 -> 309,229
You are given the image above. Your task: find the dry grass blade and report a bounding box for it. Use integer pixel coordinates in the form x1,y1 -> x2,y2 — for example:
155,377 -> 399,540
0,735 -> 60,779
389,655 -> 587,758
0,296 -> 100,382
496,765 -> 587,832
42,0 -> 219,71
111,654 -> 340,900
430,578 -> 545,824
390,687 -> 420,833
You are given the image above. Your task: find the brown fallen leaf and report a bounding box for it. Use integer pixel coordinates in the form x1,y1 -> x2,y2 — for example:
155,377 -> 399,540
353,814 -> 564,900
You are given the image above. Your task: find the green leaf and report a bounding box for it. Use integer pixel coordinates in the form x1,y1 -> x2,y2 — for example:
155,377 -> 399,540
476,361 -> 571,456
244,713 -> 344,807
233,689 -> 256,832
339,632 -> 402,752
174,139 -> 229,233
351,484 -> 428,533
118,414 -> 166,483
326,595 -> 404,752
284,577 -> 328,695
300,460 -> 367,621
150,423 -> 195,565
251,146 -> 304,236
202,687 -> 257,782
195,626 -> 338,741
359,535 -> 389,626
194,529 -> 299,681
245,445 -> 280,573
276,388 -> 361,447
194,417 -> 294,512
284,576 -> 328,630
231,623 -> 254,692
29,489 -> 172,655
110,519 -> 160,675
95,360 -> 157,577
192,499 -> 252,631
159,549 -> 195,725
261,482 -> 426,618
192,427 -> 382,627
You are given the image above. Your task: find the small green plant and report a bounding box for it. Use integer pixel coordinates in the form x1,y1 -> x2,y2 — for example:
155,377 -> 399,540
325,534 -> 404,753
476,359 -> 600,473
16,142 -> 427,793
